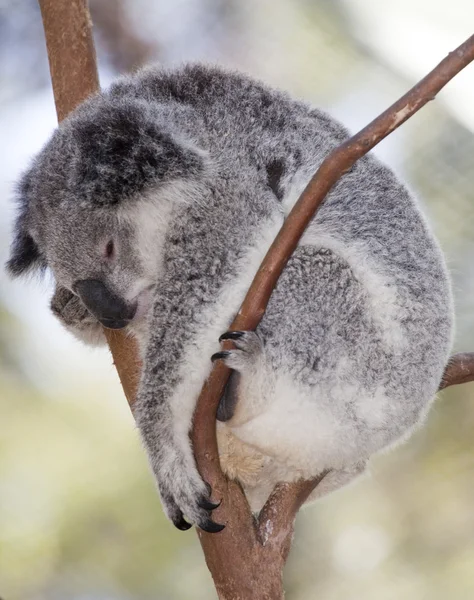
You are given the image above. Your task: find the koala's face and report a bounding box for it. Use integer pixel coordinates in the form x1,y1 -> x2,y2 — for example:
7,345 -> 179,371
6,93 -> 206,330
33,200 -> 156,330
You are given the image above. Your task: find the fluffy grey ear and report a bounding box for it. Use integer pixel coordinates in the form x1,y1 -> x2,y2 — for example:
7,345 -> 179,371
6,227 -> 44,277
6,172 -> 47,277
66,96 -> 207,206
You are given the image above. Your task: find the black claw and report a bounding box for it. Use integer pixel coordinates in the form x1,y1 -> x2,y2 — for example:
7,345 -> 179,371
173,514 -> 193,531
211,351 -> 231,362
198,497 -> 221,511
199,518 -> 225,533
219,331 -> 246,342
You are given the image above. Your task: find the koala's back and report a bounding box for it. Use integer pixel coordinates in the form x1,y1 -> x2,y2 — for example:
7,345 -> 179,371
111,62 -> 453,424
110,61 -> 452,356
108,65 -> 441,278
109,63 -> 348,173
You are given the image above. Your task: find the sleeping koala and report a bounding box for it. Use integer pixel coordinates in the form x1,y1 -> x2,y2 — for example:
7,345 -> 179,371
7,63 -> 453,532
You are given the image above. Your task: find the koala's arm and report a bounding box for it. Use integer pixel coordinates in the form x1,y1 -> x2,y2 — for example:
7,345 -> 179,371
129,173 -> 284,532
133,294 -> 227,533
50,286 -> 106,347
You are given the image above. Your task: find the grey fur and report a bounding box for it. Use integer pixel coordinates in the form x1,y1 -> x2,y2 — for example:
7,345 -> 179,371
6,63 -> 453,529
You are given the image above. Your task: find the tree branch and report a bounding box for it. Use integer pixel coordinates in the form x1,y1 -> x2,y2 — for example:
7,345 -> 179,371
36,3 -> 474,596
38,0 -> 100,122
439,352 -> 474,389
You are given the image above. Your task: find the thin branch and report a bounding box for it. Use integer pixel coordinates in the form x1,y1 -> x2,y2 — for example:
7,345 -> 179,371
439,352 -> 474,389
256,471 -> 329,549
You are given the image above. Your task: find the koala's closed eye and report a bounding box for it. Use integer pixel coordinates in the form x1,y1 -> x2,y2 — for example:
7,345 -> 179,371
105,240 -> 114,259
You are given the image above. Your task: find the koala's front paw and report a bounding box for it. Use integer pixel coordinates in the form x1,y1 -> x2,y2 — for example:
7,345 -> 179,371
158,456 -> 224,533
50,286 -> 106,346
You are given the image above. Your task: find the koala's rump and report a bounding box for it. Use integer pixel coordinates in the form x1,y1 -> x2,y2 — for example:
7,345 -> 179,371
224,243 -> 449,475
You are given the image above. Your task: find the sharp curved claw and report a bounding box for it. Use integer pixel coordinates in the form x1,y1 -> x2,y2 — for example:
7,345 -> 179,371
198,497 -> 221,511
211,351 -> 231,362
219,331 -> 246,342
173,514 -> 193,531
199,518 -> 225,533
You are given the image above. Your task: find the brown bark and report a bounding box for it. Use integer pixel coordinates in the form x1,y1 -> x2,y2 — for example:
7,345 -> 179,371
440,352 -> 474,389
195,473 -> 328,599
38,0 -> 100,122
36,3 -> 474,597
104,330 -> 142,405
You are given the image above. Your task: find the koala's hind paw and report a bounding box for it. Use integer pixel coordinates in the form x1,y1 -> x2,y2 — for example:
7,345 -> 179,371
50,286 -> 106,346
159,466 -> 224,533
212,330 -> 263,371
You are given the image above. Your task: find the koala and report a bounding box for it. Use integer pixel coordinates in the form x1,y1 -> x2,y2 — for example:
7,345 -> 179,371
7,63 -> 454,533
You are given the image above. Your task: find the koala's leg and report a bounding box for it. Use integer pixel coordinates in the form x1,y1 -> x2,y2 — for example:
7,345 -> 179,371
50,286 -> 106,346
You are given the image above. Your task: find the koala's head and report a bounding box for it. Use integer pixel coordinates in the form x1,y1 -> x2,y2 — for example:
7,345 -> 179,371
6,93 -> 206,329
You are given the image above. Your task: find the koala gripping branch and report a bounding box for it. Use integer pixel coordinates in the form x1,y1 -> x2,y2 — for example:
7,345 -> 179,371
37,2 -> 474,596
191,34 -> 474,596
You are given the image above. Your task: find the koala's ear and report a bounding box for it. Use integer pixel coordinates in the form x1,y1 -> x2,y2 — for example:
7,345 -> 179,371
6,223 -> 46,277
68,97 -> 208,206
6,171 -> 47,278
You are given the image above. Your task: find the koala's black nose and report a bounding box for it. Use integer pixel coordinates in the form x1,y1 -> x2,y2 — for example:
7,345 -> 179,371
73,279 -> 137,329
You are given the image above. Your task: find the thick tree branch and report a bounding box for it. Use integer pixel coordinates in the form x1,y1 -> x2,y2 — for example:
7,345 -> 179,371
39,0 -> 100,122
36,3 -> 474,597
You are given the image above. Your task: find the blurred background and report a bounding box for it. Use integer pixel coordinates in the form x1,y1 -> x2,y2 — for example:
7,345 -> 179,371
1,0 -> 474,598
